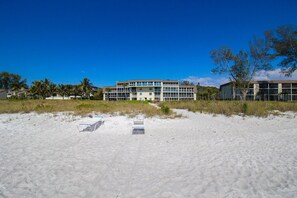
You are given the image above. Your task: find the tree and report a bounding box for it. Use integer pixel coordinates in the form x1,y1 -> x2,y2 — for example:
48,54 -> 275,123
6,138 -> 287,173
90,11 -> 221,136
30,80 -> 49,99
30,80 -> 43,99
196,84 -> 219,100
0,72 -> 27,93
80,78 -> 92,99
265,25 -> 297,76
0,72 -> 10,90
0,72 -> 11,90
210,45 -> 272,100
48,83 -> 57,99
57,84 -> 67,100
72,85 -> 81,99
92,88 -> 103,100
29,78 -> 52,99
10,74 -> 28,94
65,85 -> 72,98
39,79 -> 50,99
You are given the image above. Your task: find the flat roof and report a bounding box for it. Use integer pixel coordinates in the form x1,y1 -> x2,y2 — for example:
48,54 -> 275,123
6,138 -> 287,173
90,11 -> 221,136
220,80 -> 297,87
116,79 -> 179,83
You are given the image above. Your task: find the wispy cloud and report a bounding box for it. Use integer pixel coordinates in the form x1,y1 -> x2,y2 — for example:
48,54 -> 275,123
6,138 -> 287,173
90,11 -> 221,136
181,76 -> 229,87
182,69 -> 297,87
254,69 -> 297,80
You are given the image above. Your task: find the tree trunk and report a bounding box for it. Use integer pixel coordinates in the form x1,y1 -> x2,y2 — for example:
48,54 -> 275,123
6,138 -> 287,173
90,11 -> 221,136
242,91 -> 247,101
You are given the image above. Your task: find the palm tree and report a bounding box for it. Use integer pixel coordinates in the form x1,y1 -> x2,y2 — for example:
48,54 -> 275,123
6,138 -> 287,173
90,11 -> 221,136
10,74 -> 28,96
43,78 -> 50,87
57,84 -> 67,100
72,85 -> 81,99
80,78 -> 92,99
40,79 -> 51,99
30,80 -> 44,99
65,85 -> 72,98
48,83 -> 57,99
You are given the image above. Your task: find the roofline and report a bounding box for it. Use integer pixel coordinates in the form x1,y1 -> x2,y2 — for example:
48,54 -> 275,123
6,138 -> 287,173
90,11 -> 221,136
115,79 -> 180,83
220,80 -> 297,88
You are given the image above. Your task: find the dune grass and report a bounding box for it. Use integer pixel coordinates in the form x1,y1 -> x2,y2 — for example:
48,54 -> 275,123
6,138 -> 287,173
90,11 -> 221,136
160,100 -> 297,117
0,100 -> 171,117
2,100 -> 295,118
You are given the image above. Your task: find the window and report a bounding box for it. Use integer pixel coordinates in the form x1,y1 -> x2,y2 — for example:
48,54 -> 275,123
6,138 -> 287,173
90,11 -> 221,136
149,93 -> 152,95
269,83 -> 278,89
259,83 -> 268,89
282,83 -> 291,88
155,82 -> 161,86
270,89 -> 278,94
282,89 -> 291,94
139,93 -> 142,95
129,82 -> 135,86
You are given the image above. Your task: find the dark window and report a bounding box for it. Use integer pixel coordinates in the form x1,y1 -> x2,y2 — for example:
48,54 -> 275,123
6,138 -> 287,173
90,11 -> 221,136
282,83 -> 291,88
259,83 -> 268,88
282,89 -> 291,94
269,83 -> 278,89
270,89 -> 279,94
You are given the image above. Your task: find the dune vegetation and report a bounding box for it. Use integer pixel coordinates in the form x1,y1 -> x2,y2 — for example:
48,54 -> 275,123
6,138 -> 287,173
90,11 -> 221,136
0,100 -> 173,117
160,100 -> 297,117
1,99 -> 296,118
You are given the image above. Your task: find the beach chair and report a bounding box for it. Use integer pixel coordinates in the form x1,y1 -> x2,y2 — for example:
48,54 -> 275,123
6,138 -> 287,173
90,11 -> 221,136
132,116 -> 145,134
78,115 -> 104,132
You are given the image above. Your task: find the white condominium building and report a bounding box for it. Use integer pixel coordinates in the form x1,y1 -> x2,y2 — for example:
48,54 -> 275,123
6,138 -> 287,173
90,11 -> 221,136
220,80 -> 297,101
103,80 -> 197,101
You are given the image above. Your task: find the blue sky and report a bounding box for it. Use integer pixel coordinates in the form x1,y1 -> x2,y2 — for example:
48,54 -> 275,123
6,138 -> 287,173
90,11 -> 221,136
0,0 -> 297,87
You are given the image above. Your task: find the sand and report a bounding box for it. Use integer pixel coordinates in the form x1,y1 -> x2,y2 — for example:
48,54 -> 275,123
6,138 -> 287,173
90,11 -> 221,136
0,110 -> 297,197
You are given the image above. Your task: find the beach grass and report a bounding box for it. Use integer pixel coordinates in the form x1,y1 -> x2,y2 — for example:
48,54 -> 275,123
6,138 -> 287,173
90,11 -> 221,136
160,100 -> 297,117
0,100 -> 172,117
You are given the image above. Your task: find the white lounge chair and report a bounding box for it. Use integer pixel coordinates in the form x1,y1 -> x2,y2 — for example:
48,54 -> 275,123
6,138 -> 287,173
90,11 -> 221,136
132,116 -> 145,134
78,115 -> 104,132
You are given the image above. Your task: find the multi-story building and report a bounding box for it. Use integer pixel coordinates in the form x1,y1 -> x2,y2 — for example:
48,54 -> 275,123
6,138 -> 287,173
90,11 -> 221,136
103,80 -> 197,101
219,80 -> 297,101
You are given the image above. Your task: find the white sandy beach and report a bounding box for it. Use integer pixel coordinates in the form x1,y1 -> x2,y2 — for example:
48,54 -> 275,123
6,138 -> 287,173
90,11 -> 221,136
0,110 -> 297,197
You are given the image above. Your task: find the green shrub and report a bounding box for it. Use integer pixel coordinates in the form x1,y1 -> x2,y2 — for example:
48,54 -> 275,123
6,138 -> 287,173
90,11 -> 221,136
242,103 -> 248,114
161,105 -> 170,114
